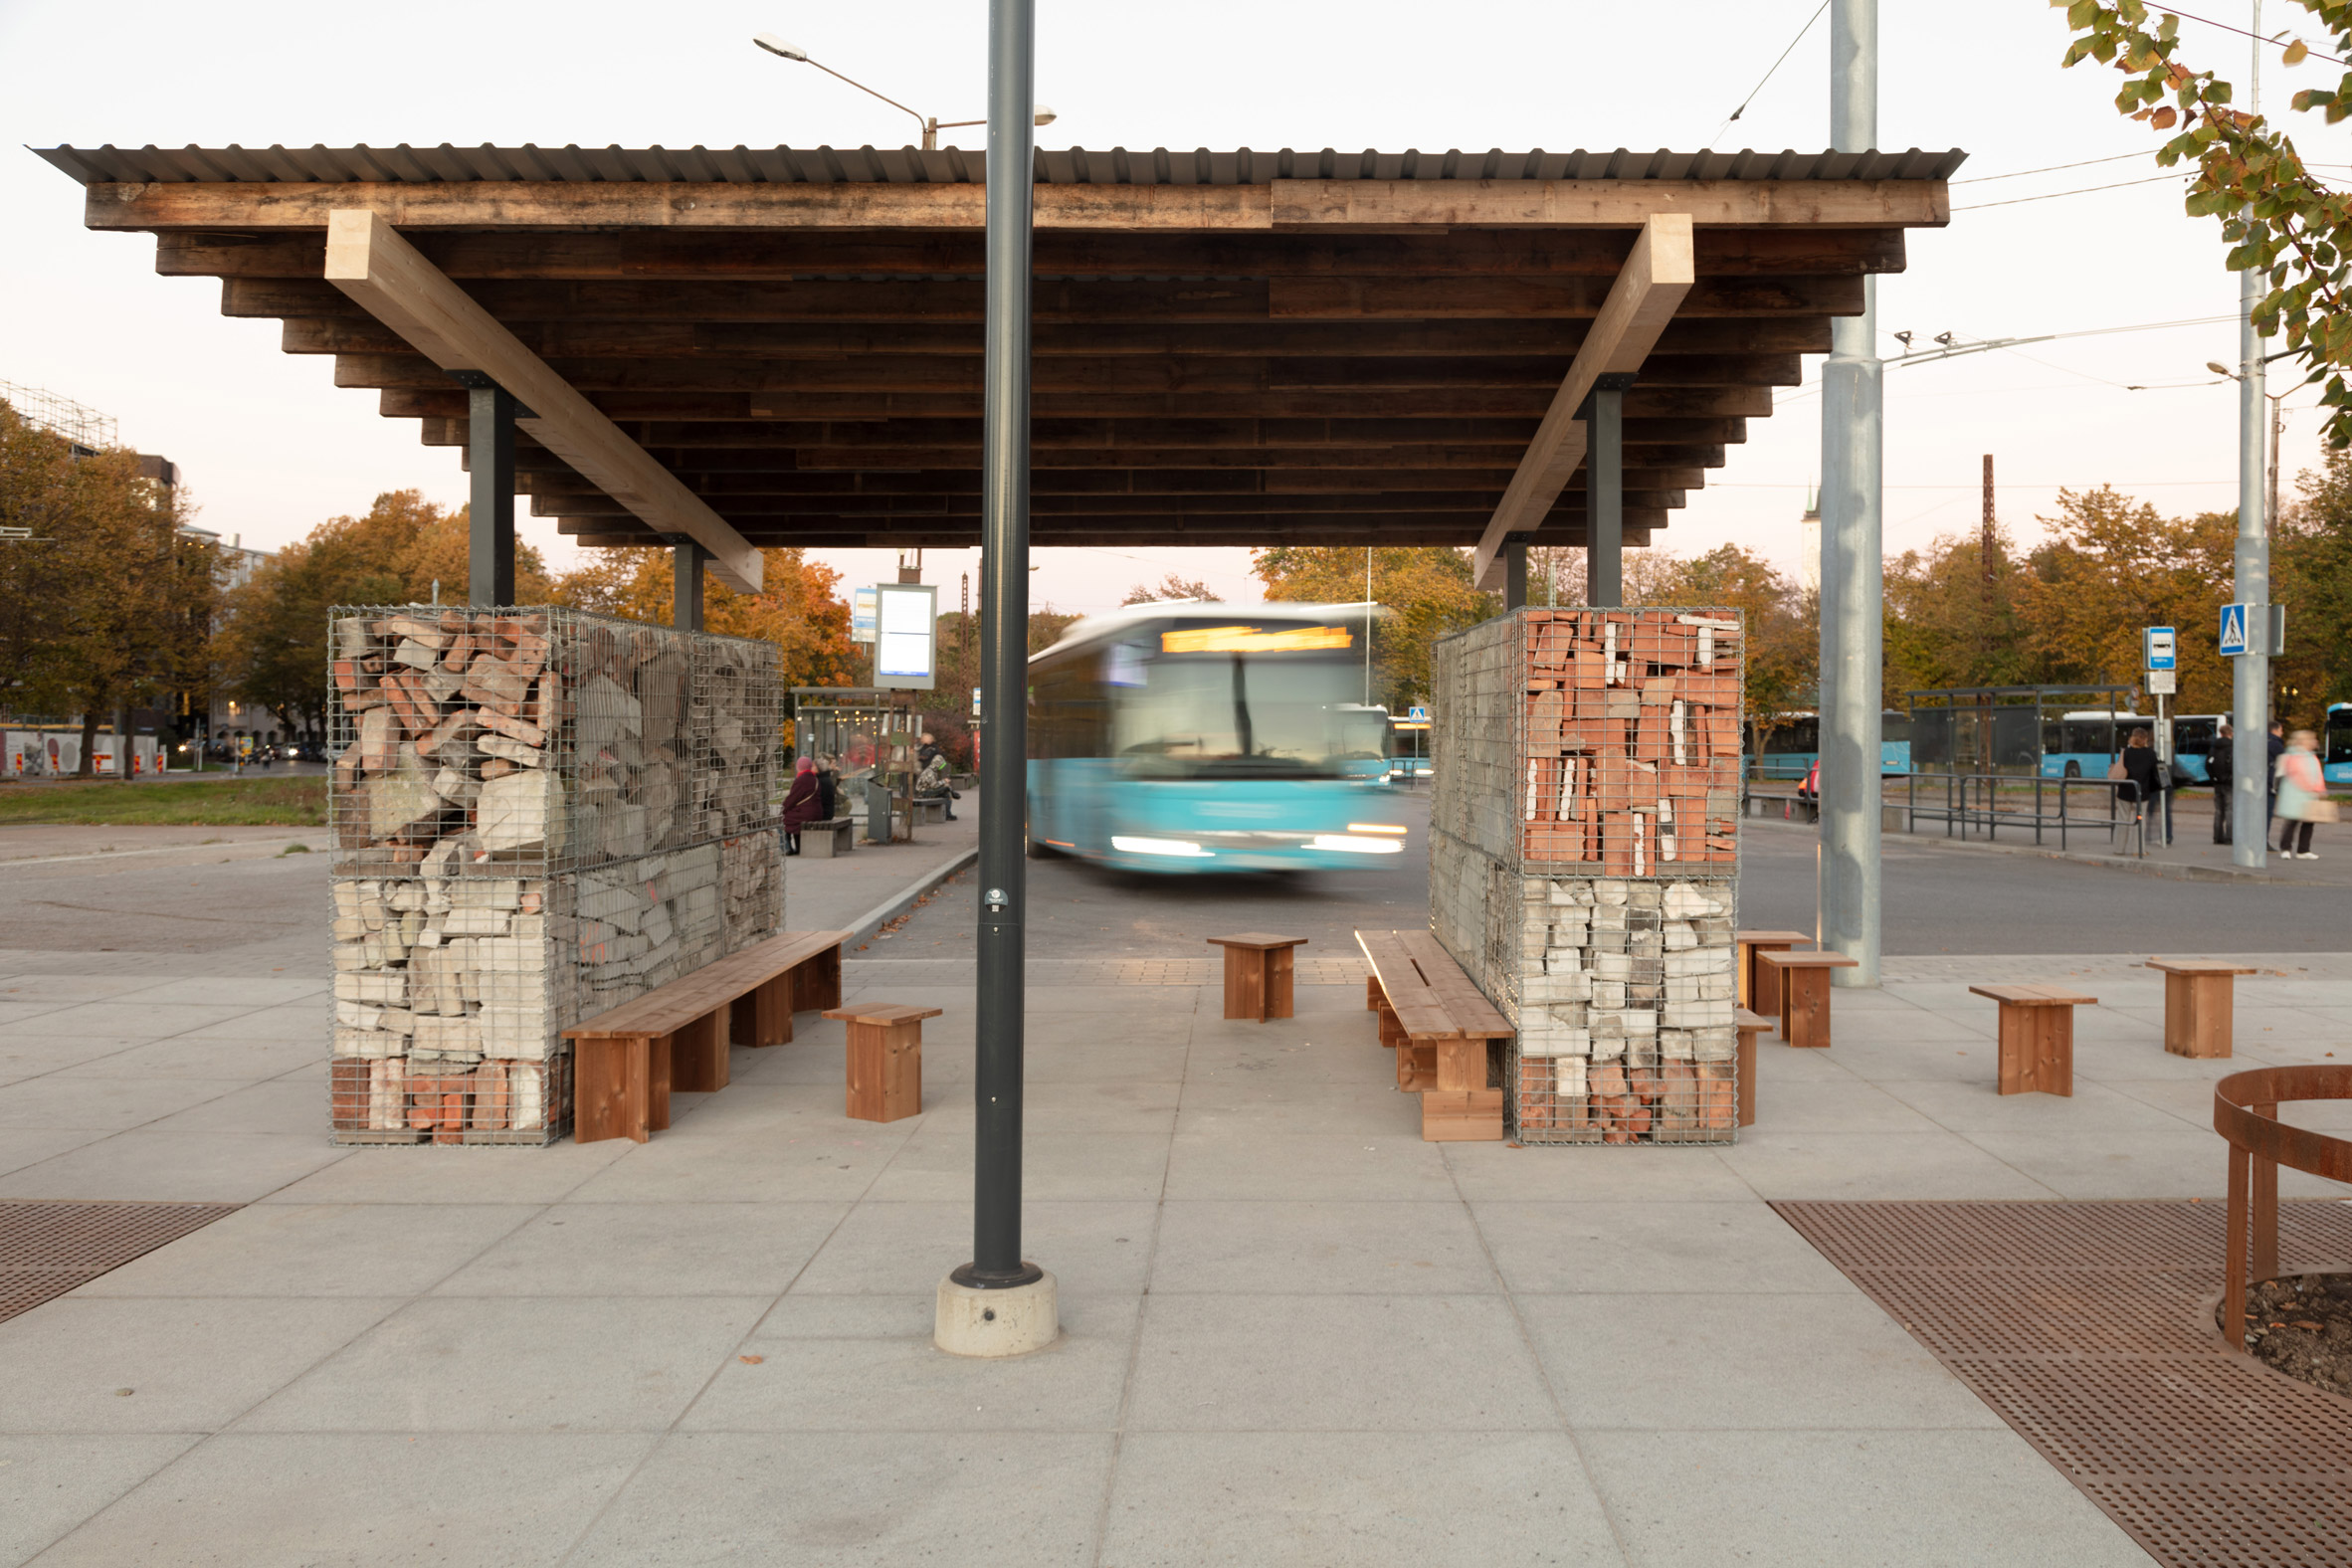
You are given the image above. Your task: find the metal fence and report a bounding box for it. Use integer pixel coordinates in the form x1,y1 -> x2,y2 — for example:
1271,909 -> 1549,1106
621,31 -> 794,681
1888,771 -> 2150,857
324,605 -> 782,1145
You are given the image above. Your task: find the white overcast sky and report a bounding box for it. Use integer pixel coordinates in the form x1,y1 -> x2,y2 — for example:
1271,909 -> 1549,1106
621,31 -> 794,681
3,0 -> 2344,614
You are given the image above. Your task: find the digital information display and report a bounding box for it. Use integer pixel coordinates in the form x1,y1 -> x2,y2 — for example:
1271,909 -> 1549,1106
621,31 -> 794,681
874,583 -> 938,689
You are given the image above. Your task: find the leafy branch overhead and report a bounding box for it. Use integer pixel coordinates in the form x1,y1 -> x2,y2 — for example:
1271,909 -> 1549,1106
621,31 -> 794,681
2055,0 -> 2352,445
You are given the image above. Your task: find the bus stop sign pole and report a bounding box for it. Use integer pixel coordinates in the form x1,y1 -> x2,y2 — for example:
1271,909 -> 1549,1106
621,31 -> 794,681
938,0 -> 1057,1357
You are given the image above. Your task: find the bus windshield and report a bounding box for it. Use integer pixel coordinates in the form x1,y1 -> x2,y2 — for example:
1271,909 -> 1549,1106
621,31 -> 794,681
2328,707 -> 2352,766
1114,652 -> 1358,777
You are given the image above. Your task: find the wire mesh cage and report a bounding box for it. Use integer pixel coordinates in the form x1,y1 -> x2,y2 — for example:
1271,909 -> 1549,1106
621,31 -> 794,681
1430,607 -> 1743,1146
323,605 -> 783,1145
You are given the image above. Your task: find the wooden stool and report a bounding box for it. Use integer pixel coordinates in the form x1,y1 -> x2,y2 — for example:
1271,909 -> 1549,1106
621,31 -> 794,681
1736,929 -> 1813,1015
1758,950 -> 1860,1049
1207,932 -> 1307,1022
1969,984 -> 2096,1096
1733,1007 -> 1773,1127
2147,959 -> 2259,1059
824,1004 -> 940,1122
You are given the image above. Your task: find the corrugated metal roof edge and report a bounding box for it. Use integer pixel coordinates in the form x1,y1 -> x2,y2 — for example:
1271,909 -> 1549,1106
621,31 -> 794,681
33,142 -> 1967,187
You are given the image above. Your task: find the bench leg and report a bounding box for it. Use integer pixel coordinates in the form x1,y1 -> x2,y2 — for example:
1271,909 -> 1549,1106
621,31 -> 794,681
1267,945 -> 1296,1020
576,1036 -> 654,1144
750,973 -> 794,1047
1435,1036 -> 1485,1092
1735,1028 -> 1757,1127
1366,975 -> 1382,1012
793,947 -> 843,1013
1784,971 -> 1832,1049
1753,947 -> 1788,1022
846,1020 -> 923,1122
2167,973 -> 2233,1059
669,1009 -> 730,1094
1222,948 -> 1268,1022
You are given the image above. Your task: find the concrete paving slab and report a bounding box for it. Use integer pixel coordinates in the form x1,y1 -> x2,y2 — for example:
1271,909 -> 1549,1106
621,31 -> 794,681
0,1129 -> 348,1202
1470,1200 -> 1860,1295
235,1294 -> 770,1433
1097,1431 -> 1625,1568
0,974 -> 181,1004
0,1124 -> 109,1178
0,1000 -> 75,1031
1148,1199 -> 1497,1294
0,1294 -> 400,1433
789,1199 -> 1157,1296
566,1432 -> 1114,1567
431,1202 -> 848,1297
920,1078 -> 1180,1136
1715,1129 -> 2058,1201
256,1140 -> 627,1206
860,1127 -> 1172,1202
115,977 -> 328,1006
1164,1129 -> 1458,1201
1442,1142 -> 1752,1203
563,1122 -> 916,1205
141,1078 -> 322,1136
0,1073 -> 246,1131
1879,1075 -> 2198,1135
1176,1078 -> 1423,1137
0,1036 -> 153,1085
1523,1290 -> 2005,1431
29,1433 -> 655,1568
73,1202 -> 538,1298
0,1000 -> 260,1041
1124,1293 -> 1555,1432
1576,1429 -> 2158,1567
683,1294 -> 1138,1432
171,1004 -> 329,1042
1960,1119 -> 2253,1200
48,1033 -> 319,1081
0,1433 -> 201,1566
748,1292 -> 937,1340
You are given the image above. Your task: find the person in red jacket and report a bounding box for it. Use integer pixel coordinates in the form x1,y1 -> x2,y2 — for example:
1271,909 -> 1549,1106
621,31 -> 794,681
779,755 -> 822,854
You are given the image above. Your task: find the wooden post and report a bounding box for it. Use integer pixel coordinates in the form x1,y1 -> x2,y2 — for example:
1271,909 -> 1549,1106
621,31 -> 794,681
2226,1141 -> 2251,1348
829,1004 -> 941,1122
2252,1100 -> 2278,1283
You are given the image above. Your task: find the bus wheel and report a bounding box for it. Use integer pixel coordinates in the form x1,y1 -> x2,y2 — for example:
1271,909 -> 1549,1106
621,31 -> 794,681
2063,760 -> 2081,779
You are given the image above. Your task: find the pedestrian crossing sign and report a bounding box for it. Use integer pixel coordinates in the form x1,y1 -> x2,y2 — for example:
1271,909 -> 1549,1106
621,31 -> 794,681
2219,603 -> 2250,657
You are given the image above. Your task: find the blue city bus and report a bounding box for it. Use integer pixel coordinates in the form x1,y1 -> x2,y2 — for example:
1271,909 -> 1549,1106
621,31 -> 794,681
1743,711 -> 1911,779
2168,713 -> 2229,784
1025,603 -> 1409,874
2327,702 -> 2352,787
2039,710 -> 2160,779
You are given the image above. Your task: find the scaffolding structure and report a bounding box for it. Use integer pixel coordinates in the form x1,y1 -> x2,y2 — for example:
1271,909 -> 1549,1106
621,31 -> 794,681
0,379 -> 118,452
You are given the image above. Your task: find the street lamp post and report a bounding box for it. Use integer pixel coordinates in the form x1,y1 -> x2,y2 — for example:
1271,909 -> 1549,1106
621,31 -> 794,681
752,34 -> 1055,149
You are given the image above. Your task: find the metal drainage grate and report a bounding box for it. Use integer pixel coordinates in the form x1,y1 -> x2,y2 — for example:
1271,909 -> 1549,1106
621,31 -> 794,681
0,1201 -> 241,1323
1776,1200 -> 2352,1568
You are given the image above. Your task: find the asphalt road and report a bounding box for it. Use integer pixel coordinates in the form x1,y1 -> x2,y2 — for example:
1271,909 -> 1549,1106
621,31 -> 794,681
880,787 -> 2350,959
0,829 -> 326,975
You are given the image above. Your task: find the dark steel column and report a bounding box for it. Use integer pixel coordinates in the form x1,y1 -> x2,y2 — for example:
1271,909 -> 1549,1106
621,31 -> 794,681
459,375 -> 516,606
1582,373 -> 1634,607
674,541 -> 704,632
955,0 -> 1041,1292
1503,542 -> 1527,610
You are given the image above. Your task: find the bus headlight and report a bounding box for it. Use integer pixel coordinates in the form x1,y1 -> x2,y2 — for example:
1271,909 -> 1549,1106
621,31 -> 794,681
1111,836 -> 1213,858
1311,834 -> 1406,855
1346,823 -> 1408,835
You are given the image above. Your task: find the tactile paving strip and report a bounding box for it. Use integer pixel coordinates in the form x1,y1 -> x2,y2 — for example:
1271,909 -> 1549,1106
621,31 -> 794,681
0,1201 -> 241,1323
1776,1200 -> 2352,1568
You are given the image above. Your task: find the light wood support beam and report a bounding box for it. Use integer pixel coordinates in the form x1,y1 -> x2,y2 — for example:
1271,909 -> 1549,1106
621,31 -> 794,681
1472,213 -> 1693,589
322,209 -> 761,591
90,178 -> 1949,234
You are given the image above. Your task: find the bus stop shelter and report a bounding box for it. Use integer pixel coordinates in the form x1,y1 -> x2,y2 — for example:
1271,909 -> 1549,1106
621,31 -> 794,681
37,141 -> 1959,602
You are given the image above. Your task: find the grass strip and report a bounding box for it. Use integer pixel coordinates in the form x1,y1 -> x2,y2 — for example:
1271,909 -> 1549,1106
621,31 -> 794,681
0,775 -> 327,826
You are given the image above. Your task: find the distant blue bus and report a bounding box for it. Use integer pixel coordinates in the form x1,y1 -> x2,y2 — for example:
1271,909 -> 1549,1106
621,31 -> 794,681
2328,702 -> 2352,788
1025,603 -> 1410,874
2168,713 -> 2229,784
2039,710 -> 2149,779
1745,711 -> 1911,779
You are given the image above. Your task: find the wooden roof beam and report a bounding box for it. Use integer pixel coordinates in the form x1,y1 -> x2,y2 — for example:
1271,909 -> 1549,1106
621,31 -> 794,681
1472,213 -> 1693,588
321,209 -> 761,589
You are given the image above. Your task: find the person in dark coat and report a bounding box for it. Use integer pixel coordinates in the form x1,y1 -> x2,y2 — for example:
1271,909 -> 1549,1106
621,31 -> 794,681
2120,726 -> 2169,845
815,754 -> 839,823
779,755 -> 822,853
2267,720 -> 2286,824
2207,723 -> 2235,844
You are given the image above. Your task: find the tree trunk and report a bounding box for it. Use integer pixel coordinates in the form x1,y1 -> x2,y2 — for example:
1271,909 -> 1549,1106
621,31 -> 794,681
76,706 -> 100,779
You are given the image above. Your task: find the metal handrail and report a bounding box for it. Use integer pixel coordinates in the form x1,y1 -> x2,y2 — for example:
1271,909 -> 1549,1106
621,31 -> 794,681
1892,770 -> 2146,857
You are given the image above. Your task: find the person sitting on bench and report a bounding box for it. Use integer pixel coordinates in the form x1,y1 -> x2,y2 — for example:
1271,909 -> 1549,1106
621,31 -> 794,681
914,749 -> 959,822
780,755 -> 823,854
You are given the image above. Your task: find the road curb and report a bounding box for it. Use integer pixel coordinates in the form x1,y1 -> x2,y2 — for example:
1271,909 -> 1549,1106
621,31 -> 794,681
842,847 -> 979,949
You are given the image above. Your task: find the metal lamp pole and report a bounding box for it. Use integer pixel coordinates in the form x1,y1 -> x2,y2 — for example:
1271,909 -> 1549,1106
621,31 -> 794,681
2230,1 -> 2271,871
937,0 -> 1057,1356
1818,0 -> 1883,983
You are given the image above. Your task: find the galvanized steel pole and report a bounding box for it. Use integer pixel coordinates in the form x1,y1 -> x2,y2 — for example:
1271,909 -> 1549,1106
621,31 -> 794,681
2233,6 -> 2270,871
958,0 -> 1043,1292
1818,0 -> 1882,983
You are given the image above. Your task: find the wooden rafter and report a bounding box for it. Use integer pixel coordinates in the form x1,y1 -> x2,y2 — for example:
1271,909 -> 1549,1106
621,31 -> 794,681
1471,213 -> 1695,588
322,209 -> 762,590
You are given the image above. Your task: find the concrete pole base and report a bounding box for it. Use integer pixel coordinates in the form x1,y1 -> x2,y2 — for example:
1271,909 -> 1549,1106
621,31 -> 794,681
934,1268 -> 1059,1357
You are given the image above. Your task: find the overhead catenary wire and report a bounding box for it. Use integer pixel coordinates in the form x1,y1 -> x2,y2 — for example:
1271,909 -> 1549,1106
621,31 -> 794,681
1952,171 -> 2195,211
1701,0 -> 1831,149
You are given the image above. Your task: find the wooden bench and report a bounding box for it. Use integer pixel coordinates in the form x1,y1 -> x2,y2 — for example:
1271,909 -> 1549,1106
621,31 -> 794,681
1207,932 -> 1307,1022
564,928 -> 849,1143
797,817 -> 856,858
1357,930 -> 1512,1141
1733,1007 -> 1773,1128
1736,929 -> 1813,1015
2147,959 -> 2260,1060
1969,983 -> 2096,1096
825,1003 -> 939,1122
1757,950 -> 1860,1050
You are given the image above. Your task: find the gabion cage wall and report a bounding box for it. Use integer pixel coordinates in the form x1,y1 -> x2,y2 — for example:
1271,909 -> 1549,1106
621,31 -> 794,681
324,606 -> 782,1144
1430,608 -> 1743,1145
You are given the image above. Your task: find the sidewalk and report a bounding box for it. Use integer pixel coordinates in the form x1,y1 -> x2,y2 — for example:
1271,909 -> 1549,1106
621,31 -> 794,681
784,789 -> 978,945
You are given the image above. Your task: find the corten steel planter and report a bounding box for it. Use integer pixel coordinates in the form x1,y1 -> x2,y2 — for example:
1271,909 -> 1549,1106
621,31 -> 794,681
2213,1065 -> 2352,1348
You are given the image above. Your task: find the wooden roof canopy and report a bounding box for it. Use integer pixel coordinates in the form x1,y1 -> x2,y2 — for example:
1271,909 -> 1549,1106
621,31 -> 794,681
41,142 -> 1962,589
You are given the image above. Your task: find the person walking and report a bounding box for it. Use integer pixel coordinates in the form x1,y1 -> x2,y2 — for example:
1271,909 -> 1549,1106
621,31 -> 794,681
2120,726 -> 2169,847
778,755 -> 822,855
2207,723 -> 2235,844
2267,719 -> 2286,826
2275,728 -> 2332,860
